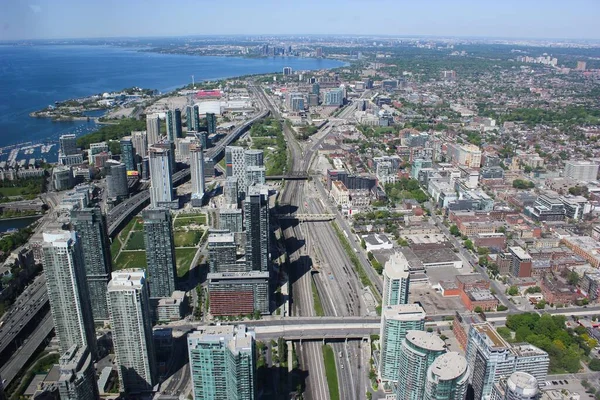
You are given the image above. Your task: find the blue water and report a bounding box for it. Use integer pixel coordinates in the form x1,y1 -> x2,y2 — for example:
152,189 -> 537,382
0,45 -> 344,151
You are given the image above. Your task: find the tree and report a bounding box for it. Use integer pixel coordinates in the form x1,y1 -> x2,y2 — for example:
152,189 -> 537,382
474,306 -> 483,313
464,239 -> 474,251
449,225 -> 460,236
589,359 -> 600,371
497,305 -> 508,311
567,271 -> 580,286
479,256 -> 489,266
535,300 -> 547,309
525,286 -> 541,294
508,286 -> 519,296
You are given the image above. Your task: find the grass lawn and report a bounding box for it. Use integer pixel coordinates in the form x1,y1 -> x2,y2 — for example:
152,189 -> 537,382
174,230 -> 203,247
110,238 -> 122,263
0,187 -> 27,197
114,251 -> 147,271
174,214 -> 206,228
322,344 -> 340,400
176,248 -> 197,278
312,279 -> 324,317
125,231 -> 145,250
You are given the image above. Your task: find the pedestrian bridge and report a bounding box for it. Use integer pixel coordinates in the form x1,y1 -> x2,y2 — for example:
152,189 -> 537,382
253,323 -> 379,341
266,172 -> 310,180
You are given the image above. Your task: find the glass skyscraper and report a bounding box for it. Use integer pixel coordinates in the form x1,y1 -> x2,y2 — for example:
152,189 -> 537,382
382,252 -> 410,306
244,185 -> 269,272
424,352 -> 469,400
188,325 -> 255,400
143,208 -> 177,298
71,208 -> 112,322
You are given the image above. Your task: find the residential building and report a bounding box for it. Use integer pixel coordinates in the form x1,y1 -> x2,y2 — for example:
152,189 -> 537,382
396,331 -> 447,400
206,112 -> 217,134
166,109 -> 182,142
379,304 -> 425,382
245,185 -> 269,272
246,166 -> 266,191
207,272 -> 269,315
143,208 -> 177,298
187,105 -> 200,132
107,269 -> 157,394
190,144 -> 205,207
564,160 -> 599,182
120,136 -> 136,171
188,325 -> 255,400
208,232 -> 239,273
382,252 -> 410,306
424,352 -> 469,400
446,143 -> 482,168
42,231 -> 97,357
149,146 -> 177,209
490,372 -> 539,400
60,134 -> 79,156
324,88 -> 344,106
283,66 -> 293,75
146,115 -> 161,146
466,323 -> 549,400
226,146 -> 246,199
53,166 -> 74,191
105,160 -> 128,201
527,193 -> 565,222
509,246 -> 533,278
331,180 -> 350,206
219,208 -> 244,233
156,291 -> 186,322
57,345 -> 99,400
131,131 -> 148,158
71,208 -> 111,322
244,150 -> 264,168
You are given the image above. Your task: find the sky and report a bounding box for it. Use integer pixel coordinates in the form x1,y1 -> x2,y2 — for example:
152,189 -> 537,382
2,0 -> 600,41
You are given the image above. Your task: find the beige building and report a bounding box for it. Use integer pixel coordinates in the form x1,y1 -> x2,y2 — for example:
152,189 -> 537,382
331,180 -> 350,206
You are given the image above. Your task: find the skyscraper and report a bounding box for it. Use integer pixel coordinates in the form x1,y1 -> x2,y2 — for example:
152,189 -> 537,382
60,134 -> 78,156
225,146 -> 246,199
173,108 -> 183,139
143,208 -> 177,298
42,231 -> 97,357
119,136 -> 136,171
186,105 -> 201,132
71,208 -> 111,322
244,185 -> 269,272
378,304 -> 425,382
146,115 -> 161,146
188,325 -> 256,400
107,269 -> 157,394
190,144 -> 205,207
206,112 -> 217,134
246,166 -> 266,191
244,149 -> 264,168
166,110 -> 175,142
105,160 -> 128,201
382,252 -> 410,307
490,372 -> 539,400
208,232 -> 239,273
224,177 -> 239,206
424,352 -> 469,400
466,322 -> 549,400
131,131 -> 148,159
57,345 -> 99,400
396,331 -> 446,400
149,146 -> 177,209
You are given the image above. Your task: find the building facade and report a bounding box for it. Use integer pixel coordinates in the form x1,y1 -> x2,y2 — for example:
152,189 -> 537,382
57,345 -> 99,400
245,186 -> 269,272
190,144 -> 205,207
382,252 -> 410,306
149,146 -> 177,209
424,352 -> 469,400
143,208 -> 177,298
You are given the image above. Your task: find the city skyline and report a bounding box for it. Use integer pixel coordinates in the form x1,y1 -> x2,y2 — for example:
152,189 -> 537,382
2,0 -> 600,41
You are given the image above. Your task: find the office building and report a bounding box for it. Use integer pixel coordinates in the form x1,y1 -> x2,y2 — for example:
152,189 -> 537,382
42,231 -> 97,357
244,185 -> 269,272
105,160 -> 128,200
245,149 -> 264,168
466,322 -> 549,400
564,160 -> 599,182
131,131 -> 148,159
57,345 -> 99,400
491,372 -> 539,400
508,246 -> 533,278
208,232 -> 239,273
206,112 -> 217,134
226,146 -> 246,198
527,193 -> 566,222
382,252 -> 410,306
188,325 -> 255,400
208,272 -> 269,315
283,66 -> 293,75
60,134 -> 79,156
53,166 -> 75,191
71,208 -> 111,322
146,115 -> 161,146
107,269 -> 157,394
190,144 -> 205,207
149,146 -> 177,208
224,176 -> 239,206
143,208 -> 177,298
219,208 -> 244,233
379,304 -> 425,382
396,331 -> 446,400
424,352 -> 469,400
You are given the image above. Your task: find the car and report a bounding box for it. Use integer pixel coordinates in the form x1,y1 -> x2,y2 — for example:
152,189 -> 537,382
565,380 -> 569,384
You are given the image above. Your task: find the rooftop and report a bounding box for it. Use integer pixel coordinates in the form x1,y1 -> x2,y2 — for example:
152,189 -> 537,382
472,322 -> 510,349
383,252 -> 410,279
382,304 -> 426,321
405,330 -> 446,352
428,352 -> 468,380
